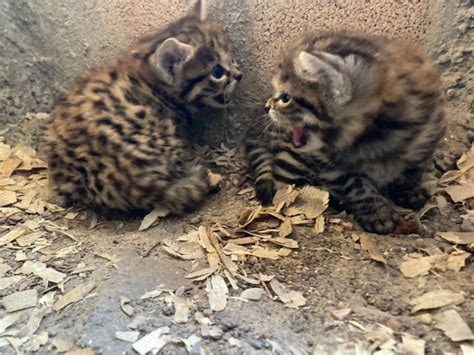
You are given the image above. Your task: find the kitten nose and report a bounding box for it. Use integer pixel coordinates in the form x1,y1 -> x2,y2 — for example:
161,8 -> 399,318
235,73 -> 243,82
265,98 -> 273,113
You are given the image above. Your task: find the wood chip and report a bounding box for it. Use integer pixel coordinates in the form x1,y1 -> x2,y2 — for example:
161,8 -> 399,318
272,185 -> 299,211
401,334 -> 425,355
139,207 -> 170,231
447,252 -> 470,272
115,331 -> 140,343
120,296 -> 135,316
250,246 -> 280,260
314,215 -> 325,233
278,219 -> 293,238
292,186 -> 329,219
359,234 -> 387,265
445,184 -> 474,202
0,226 -> 29,246
329,308 -> 352,321
269,279 -> 306,308
0,190 -> 17,207
0,262 -> 12,277
53,282 -> 96,311
2,156 -> 22,177
51,338 -> 73,353
67,348 -> 94,355
0,276 -> 25,291
399,255 -> 447,278
240,288 -> 266,301
132,327 -> 171,354
169,294 -> 190,324
461,344 -> 474,355
434,309 -> 474,342
16,231 -> 45,247
410,290 -> 465,313
206,275 -> 228,312
437,231 -> 474,245
1,289 -> 38,312
19,260 -> 66,284
0,310 -> 29,334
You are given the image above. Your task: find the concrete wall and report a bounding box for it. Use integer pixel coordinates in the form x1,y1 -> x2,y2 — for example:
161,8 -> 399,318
0,0 -> 470,148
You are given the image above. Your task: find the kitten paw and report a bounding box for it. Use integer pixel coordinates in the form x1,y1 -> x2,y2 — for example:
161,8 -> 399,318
208,171 -> 223,191
47,194 -> 72,208
255,180 -> 275,206
356,207 -> 402,235
391,186 -> 429,210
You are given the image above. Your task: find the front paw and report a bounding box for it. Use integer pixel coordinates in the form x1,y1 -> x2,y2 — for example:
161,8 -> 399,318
391,186 -> 429,211
356,205 -> 402,235
255,180 -> 275,206
207,171 -> 223,192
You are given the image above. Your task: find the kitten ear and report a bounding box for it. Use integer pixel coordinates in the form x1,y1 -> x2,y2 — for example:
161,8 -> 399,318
153,38 -> 195,85
189,0 -> 207,21
294,51 -> 352,105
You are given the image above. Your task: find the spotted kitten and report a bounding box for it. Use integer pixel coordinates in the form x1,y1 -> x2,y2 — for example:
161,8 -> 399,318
43,0 -> 242,214
246,31 -> 445,234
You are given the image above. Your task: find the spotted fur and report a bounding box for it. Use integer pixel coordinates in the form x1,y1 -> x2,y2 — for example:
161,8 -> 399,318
43,0 -> 242,214
246,31 -> 445,234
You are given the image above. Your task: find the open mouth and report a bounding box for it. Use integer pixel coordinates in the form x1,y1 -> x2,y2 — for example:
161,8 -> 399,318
213,93 -> 231,105
293,126 -> 308,147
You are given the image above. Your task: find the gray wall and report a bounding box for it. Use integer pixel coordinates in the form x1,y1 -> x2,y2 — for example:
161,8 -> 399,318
1,0 -> 471,149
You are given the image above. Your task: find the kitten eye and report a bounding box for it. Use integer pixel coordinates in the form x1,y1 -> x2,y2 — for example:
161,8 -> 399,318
278,93 -> 291,104
211,64 -> 226,79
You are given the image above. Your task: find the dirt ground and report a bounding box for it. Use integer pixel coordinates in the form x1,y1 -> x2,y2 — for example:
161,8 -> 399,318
0,135 -> 473,355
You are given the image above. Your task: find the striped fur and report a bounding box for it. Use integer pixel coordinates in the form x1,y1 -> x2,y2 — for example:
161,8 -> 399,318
43,0 -> 241,214
246,31 -> 445,234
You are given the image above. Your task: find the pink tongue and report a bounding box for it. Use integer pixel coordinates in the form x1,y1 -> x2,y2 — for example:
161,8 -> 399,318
293,127 -> 307,147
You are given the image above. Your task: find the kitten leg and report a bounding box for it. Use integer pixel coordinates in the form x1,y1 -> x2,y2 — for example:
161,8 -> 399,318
255,179 -> 276,205
160,164 -> 213,214
326,174 -> 401,234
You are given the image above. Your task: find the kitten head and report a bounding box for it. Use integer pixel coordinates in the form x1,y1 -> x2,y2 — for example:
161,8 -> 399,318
148,0 -> 242,108
267,48 -> 360,149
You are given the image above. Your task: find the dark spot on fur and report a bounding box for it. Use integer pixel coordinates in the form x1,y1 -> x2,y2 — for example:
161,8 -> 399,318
124,90 -> 140,105
98,134 -> 108,147
64,175 -> 76,184
66,150 -> 76,159
109,71 -> 118,81
136,110 -> 146,119
128,75 -> 141,86
125,137 -> 139,145
97,117 -> 125,135
125,118 -> 142,131
77,166 -> 87,177
133,157 -> 148,167
93,88 -> 109,94
95,180 -> 104,192
94,100 -> 106,111
108,93 -> 120,104
52,172 -> 65,181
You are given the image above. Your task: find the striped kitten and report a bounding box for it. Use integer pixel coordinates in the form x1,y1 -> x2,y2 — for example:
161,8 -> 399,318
246,31 -> 445,234
43,0 -> 242,214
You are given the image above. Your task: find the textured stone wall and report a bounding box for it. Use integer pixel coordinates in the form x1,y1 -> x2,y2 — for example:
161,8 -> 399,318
0,0 -> 468,147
